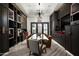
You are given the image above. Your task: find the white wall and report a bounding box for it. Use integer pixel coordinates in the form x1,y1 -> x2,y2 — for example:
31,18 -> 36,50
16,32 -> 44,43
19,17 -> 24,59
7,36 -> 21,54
27,16 -> 50,33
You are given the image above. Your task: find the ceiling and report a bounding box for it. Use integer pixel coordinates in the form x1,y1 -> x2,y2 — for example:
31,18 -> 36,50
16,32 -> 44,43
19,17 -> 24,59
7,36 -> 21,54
15,3 -> 63,18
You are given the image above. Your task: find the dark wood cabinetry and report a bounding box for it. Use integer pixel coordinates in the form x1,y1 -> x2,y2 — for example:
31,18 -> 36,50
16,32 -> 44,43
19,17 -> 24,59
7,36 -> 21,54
65,25 -> 72,53
50,13 -> 55,35
51,3 -> 79,55
0,3 -> 27,55
50,15 -> 53,35
71,4 -> 79,15
50,11 -> 60,35
50,3 -> 72,54
58,4 -> 71,18
0,3 -> 8,8
70,3 -> 79,55
71,24 -> 79,55
0,4 -> 9,55
50,11 -> 66,47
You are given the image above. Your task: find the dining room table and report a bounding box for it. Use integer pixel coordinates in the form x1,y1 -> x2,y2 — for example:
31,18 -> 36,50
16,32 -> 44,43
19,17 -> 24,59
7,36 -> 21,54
28,33 -> 49,41
28,33 -> 48,54
28,33 -> 52,48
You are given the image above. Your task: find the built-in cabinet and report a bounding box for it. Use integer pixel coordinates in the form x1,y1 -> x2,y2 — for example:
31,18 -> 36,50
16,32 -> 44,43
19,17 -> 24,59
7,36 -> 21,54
50,3 -> 71,48
70,3 -> 79,56
8,4 -> 15,47
21,15 -> 27,30
50,3 -> 79,56
50,3 -> 72,54
0,4 -> 9,55
0,3 -> 27,55
50,11 -> 60,35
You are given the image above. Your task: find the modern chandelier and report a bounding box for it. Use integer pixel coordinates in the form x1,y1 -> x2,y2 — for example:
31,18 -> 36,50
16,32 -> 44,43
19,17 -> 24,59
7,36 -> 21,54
37,3 -> 42,22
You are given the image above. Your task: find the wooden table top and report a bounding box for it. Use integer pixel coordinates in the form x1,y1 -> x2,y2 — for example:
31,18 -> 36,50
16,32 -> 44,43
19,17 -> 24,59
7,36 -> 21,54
28,34 -> 48,41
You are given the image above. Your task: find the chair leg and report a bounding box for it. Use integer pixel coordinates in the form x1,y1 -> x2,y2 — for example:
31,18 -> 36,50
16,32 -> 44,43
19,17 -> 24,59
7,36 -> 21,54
29,51 -> 31,56
43,48 -> 46,53
45,48 -> 46,53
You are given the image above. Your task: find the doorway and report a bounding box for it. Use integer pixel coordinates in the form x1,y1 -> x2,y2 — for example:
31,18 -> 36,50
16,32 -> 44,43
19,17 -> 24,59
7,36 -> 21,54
31,22 -> 49,35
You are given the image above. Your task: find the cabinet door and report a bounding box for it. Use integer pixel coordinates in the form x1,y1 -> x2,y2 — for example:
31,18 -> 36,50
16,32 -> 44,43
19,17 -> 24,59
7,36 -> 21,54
65,25 -> 72,52
0,6 -> 3,55
50,15 -> 53,35
71,24 -> 79,55
1,6 -> 9,53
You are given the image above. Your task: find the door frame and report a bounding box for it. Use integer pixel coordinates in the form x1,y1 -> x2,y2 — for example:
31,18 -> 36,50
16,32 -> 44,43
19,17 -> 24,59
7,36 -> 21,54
31,22 -> 49,35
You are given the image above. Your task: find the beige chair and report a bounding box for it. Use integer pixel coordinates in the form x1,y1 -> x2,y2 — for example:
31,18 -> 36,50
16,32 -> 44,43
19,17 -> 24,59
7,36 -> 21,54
28,39 -> 46,56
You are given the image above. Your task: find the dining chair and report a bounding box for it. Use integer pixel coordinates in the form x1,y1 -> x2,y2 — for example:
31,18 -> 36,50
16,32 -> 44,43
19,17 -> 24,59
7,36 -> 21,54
43,33 -> 53,48
26,34 -> 32,48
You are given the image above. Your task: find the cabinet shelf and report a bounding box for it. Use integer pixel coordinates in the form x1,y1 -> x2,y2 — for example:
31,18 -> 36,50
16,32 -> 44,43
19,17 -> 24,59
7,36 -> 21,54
8,8 -> 14,21
71,3 -> 79,16
9,37 -> 14,40
71,10 -> 79,16
17,23 -> 21,28
17,14 -> 21,23
9,28 -> 14,40
9,20 -> 16,28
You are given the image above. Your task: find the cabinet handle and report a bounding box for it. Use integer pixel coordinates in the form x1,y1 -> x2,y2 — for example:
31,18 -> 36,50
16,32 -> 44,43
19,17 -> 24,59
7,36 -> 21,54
2,27 -> 5,34
69,32 -> 72,36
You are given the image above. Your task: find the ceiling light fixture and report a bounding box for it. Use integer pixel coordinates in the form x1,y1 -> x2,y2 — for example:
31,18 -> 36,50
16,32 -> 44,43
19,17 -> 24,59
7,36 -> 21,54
38,3 -> 41,17
37,3 -> 42,22
38,3 -> 40,5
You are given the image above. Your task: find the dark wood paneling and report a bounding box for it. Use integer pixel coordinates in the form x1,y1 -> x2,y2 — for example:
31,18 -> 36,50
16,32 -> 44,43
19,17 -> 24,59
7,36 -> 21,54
0,5 -> 3,55
50,11 -> 61,35
50,4 -> 72,52
2,5 -> 9,53
71,4 -> 79,15
65,25 -> 72,53
58,3 -> 71,18
71,24 -> 79,55
0,3 -> 26,55
70,3 -> 79,55
0,4 -> 9,54
50,15 -> 53,35
0,3 -> 8,8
